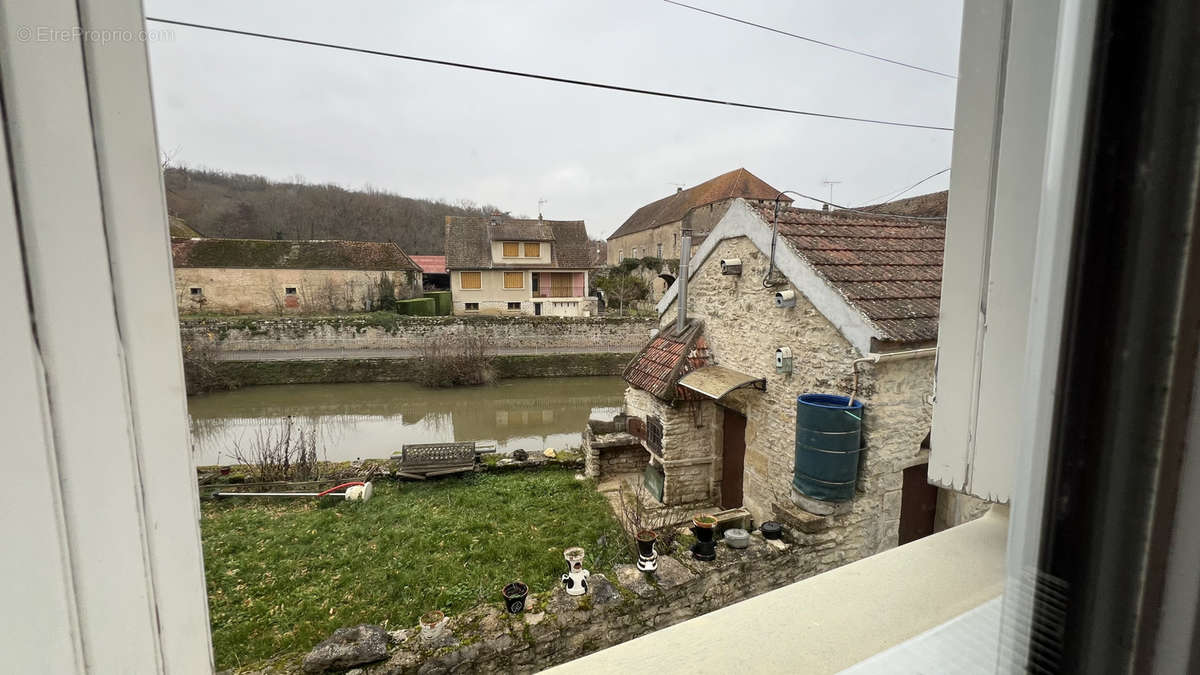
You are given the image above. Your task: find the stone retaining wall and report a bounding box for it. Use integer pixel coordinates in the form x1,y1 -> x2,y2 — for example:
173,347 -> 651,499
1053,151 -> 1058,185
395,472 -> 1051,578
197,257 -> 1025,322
334,531 -> 823,674
180,315 -> 656,352
204,353 -> 633,389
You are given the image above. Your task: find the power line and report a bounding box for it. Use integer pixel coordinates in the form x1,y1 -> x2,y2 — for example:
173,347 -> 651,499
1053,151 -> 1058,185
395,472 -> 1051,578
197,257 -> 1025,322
779,190 -> 947,221
145,16 -> 953,132
661,0 -> 957,80
856,167 -> 951,208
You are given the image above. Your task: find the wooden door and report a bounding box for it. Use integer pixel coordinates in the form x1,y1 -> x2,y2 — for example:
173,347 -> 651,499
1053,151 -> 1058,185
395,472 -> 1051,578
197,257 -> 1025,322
899,463 -> 939,544
721,409 -> 746,509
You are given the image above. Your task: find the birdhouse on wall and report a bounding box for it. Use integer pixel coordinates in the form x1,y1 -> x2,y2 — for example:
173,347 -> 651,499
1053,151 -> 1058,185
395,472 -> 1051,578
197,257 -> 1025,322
775,347 -> 794,374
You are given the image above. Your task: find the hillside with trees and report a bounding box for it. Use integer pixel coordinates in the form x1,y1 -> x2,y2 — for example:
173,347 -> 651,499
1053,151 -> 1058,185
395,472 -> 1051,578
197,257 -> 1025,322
163,166 -> 507,255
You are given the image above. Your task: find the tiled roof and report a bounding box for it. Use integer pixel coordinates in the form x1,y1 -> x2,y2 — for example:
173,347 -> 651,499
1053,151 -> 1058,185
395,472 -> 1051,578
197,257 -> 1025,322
763,204 -> 946,344
608,168 -> 787,241
622,321 -> 710,401
410,255 -> 447,274
851,190 -> 948,218
444,216 -> 593,270
171,238 -> 420,271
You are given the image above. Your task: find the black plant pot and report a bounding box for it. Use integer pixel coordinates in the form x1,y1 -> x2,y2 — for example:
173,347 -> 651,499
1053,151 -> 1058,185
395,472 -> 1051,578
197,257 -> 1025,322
636,531 -> 657,558
502,581 -> 528,614
690,524 -> 717,561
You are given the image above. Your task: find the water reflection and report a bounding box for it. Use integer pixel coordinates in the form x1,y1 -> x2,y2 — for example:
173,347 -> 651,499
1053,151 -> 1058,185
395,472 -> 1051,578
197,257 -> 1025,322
187,377 -> 625,465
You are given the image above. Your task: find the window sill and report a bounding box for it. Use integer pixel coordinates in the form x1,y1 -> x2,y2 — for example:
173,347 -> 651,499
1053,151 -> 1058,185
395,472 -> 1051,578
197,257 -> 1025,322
547,505 -> 1008,674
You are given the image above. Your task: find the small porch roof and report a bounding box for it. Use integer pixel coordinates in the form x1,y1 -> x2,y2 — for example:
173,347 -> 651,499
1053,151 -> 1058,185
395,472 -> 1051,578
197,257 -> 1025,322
677,365 -> 766,400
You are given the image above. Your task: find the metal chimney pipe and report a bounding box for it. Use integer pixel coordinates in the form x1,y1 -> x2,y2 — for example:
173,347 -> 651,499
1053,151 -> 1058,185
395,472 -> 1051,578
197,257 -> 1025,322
677,228 -> 691,334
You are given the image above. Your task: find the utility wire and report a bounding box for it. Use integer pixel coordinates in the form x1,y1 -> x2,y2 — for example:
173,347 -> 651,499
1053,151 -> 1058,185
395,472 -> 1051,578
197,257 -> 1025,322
787,191 -> 947,221
855,167 -> 951,209
661,0 -> 957,80
145,17 -> 953,132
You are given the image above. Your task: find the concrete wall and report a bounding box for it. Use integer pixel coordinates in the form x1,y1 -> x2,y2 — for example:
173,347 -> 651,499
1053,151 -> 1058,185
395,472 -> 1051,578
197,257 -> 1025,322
489,240 -> 551,265
450,269 -> 593,316
175,267 -> 421,315
180,315 -> 655,352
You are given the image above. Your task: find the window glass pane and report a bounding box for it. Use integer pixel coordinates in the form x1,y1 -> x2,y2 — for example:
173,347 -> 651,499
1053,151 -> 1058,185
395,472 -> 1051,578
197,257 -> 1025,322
461,272 -> 481,289
502,242 -> 519,257
524,242 -> 540,257
504,272 -> 523,289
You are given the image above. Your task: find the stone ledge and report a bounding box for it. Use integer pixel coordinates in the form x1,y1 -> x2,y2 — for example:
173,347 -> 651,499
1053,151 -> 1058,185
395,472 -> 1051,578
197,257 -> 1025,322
295,533 -> 820,674
772,500 -> 834,534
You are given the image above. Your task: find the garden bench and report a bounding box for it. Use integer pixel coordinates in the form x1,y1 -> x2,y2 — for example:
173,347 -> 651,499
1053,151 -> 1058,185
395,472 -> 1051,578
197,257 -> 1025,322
391,442 -> 477,479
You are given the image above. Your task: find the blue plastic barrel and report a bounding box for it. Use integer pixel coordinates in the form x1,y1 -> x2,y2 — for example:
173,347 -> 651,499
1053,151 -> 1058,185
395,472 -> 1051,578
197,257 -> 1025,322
793,394 -> 864,502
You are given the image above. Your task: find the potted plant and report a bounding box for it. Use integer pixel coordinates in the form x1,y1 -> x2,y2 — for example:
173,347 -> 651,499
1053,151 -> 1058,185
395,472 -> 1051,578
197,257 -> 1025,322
635,529 -> 657,559
420,610 -> 446,642
502,581 -> 529,614
690,514 -> 718,561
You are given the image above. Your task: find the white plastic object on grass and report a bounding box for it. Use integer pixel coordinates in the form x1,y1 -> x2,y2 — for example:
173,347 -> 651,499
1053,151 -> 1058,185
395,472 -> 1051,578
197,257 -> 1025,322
345,481 -> 374,502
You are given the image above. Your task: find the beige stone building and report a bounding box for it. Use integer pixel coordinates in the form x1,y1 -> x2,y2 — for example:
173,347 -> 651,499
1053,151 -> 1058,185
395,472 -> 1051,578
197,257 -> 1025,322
588,195 -> 987,561
606,168 -> 788,300
444,214 -> 596,316
171,238 -> 422,314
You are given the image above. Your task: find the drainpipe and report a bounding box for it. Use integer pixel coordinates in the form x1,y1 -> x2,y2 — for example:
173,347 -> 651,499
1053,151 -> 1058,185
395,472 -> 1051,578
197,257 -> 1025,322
848,347 -> 937,405
677,228 -> 691,334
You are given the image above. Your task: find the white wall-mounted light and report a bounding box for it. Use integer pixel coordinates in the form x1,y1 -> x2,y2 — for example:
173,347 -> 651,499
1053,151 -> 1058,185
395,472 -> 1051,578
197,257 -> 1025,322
775,290 -> 796,308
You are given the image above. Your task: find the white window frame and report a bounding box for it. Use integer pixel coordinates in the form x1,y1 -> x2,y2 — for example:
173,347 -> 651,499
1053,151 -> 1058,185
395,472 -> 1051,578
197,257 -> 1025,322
1,0 -> 212,669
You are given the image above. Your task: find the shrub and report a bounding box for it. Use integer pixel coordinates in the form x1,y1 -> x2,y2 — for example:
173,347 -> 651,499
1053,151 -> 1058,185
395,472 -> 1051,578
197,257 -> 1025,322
227,415 -> 323,482
413,333 -> 496,387
377,272 -> 397,311
617,479 -> 687,558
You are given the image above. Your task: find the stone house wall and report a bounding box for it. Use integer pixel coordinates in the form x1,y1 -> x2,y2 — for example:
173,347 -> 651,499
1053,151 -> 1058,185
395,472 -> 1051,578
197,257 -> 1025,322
607,198 -> 784,267
624,387 -> 722,506
645,235 -> 981,555
175,267 -> 421,315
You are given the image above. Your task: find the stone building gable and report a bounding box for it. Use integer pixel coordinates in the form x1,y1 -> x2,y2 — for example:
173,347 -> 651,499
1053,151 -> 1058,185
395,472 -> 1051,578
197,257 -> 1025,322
654,237 -> 939,554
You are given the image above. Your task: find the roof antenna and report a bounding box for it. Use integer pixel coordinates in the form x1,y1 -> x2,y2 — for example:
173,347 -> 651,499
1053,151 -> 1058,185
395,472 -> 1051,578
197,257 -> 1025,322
822,179 -> 842,211
538,197 -> 548,220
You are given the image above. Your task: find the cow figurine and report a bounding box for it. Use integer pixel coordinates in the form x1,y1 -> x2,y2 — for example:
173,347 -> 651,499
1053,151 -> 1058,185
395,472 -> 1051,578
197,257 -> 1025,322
560,546 -> 589,596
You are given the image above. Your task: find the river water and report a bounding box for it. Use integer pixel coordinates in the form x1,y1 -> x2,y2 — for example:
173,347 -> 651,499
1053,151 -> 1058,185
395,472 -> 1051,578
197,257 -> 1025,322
187,376 -> 625,466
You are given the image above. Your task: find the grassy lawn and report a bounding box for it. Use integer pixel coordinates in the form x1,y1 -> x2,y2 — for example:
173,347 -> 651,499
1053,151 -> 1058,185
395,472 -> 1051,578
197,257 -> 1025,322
201,469 -> 628,671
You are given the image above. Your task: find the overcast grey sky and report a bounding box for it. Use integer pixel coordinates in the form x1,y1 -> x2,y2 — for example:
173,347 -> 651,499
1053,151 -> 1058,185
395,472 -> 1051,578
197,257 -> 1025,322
145,0 -> 961,239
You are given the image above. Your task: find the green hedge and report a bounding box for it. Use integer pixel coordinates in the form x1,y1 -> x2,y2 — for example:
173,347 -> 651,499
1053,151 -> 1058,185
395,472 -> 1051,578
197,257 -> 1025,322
424,291 -> 453,315
399,297 -> 436,316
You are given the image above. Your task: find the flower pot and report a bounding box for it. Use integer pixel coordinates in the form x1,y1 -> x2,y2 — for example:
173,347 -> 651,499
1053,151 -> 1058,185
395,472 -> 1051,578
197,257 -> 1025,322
690,515 -> 718,561
636,530 -> 657,558
502,581 -> 528,614
420,610 -> 446,642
